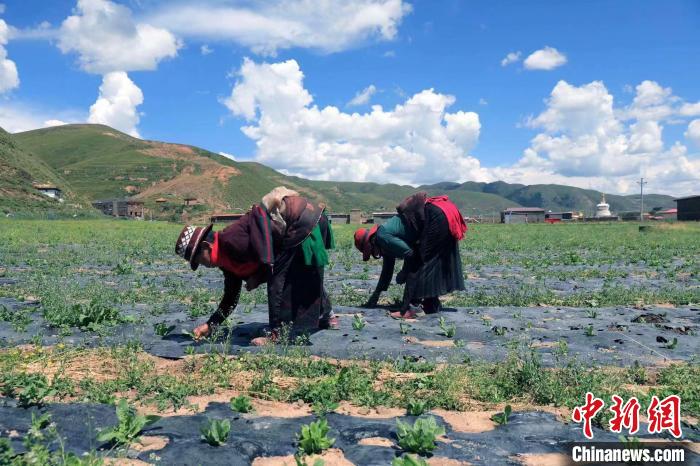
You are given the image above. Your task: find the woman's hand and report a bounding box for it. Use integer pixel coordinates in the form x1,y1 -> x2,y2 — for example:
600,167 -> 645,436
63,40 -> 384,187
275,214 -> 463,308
193,323 -> 211,340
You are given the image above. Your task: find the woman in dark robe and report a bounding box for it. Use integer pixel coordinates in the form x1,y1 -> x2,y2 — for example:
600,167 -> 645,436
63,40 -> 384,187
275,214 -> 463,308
175,187 -> 337,345
354,192 -> 467,319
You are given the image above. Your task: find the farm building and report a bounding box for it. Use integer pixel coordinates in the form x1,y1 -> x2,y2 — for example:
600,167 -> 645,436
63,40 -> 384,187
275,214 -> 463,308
327,213 -> 350,224
372,212 -> 395,225
674,195 -> 700,221
33,183 -> 62,200
545,211 -> 574,223
210,213 -> 245,224
654,208 -> 677,221
501,207 -> 545,224
92,199 -> 144,219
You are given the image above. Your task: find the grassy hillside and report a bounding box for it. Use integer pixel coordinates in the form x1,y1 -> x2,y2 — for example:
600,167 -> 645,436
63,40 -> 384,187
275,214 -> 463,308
14,124 -> 519,219
0,127 -> 91,217
13,124 -> 675,220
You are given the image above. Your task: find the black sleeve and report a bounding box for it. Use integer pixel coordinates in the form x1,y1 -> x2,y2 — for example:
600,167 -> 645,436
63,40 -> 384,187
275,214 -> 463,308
207,270 -> 243,327
374,256 -> 396,294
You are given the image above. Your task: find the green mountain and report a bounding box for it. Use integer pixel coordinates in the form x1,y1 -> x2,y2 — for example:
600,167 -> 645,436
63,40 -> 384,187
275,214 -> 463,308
0,127 -> 89,216
12,124 -> 676,220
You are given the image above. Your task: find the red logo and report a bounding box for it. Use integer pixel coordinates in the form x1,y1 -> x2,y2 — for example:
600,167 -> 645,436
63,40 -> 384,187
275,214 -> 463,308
572,392 -> 605,439
573,393 -> 683,439
647,395 -> 682,438
609,395 -> 640,434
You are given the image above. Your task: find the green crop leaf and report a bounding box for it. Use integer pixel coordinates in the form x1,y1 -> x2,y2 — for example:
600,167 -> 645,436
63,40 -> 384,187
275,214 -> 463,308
392,455 -> 429,466
352,314 -> 366,331
97,399 -> 160,447
490,404 -> 512,425
396,417 -> 445,455
406,399 -> 430,416
200,418 -> 231,446
230,395 -> 255,413
153,322 -> 176,337
297,418 -> 335,455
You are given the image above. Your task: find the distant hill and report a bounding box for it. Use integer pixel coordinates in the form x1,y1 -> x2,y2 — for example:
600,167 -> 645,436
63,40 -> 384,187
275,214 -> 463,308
0,127 -> 90,216
12,124 -> 676,220
419,181 -> 676,215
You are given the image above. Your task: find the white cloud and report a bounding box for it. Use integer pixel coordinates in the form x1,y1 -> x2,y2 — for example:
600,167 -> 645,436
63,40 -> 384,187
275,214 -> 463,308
495,79 -> 700,196
200,44 -> 213,55
88,71 -> 143,137
58,0 -> 180,74
149,0 -> 412,55
686,119 -> 700,147
479,98 -> 488,106
218,151 -> 235,160
223,58 -> 487,185
347,85 -> 377,107
44,119 -> 68,127
500,51 -> 521,67
623,80 -> 675,121
0,103 -> 81,133
523,46 -> 567,71
679,101 -> 700,117
0,19 -> 19,93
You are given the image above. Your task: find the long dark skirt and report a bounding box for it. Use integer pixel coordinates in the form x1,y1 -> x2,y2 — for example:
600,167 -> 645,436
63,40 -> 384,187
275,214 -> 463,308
266,217 -> 333,330
403,203 -> 465,302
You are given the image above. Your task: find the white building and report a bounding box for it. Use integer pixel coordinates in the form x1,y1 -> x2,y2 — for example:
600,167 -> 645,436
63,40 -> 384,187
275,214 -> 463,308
595,194 -> 612,218
33,184 -> 62,200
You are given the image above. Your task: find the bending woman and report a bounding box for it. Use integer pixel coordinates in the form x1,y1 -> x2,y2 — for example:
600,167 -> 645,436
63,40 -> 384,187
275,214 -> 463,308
354,192 -> 467,319
175,187 -> 336,345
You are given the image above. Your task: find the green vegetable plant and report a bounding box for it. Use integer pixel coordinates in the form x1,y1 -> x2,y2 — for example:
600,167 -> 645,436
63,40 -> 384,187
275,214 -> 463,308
352,314 -> 366,331
153,322 -> 175,337
1,372 -> 56,407
97,399 -> 160,447
200,418 -> 231,446
406,399 -> 430,416
392,455 -> 429,466
297,418 -> 335,455
490,404 -> 512,425
396,417 -> 445,455
438,317 -> 456,338
230,395 -> 255,413
584,325 -> 594,337
666,337 -> 678,349
400,323 -> 410,335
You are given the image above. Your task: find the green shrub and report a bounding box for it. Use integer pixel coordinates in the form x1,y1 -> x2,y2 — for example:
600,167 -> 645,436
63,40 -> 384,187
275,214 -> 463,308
200,418 -> 231,446
396,417 -> 445,455
297,419 -> 335,455
97,399 -> 160,447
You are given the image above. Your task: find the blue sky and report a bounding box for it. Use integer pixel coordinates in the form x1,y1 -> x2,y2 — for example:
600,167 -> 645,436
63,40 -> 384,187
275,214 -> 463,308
1,0 -> 699,195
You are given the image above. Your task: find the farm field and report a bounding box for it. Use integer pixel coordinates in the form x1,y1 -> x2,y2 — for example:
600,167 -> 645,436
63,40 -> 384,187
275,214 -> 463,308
0,219 -> 699,465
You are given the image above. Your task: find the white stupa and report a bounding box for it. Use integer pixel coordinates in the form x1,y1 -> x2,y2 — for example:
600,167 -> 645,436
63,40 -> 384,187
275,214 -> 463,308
595,194 -> 613,218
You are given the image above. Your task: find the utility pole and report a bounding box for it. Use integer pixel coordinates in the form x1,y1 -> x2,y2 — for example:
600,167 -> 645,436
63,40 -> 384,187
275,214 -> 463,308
637,177 -> 647,222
